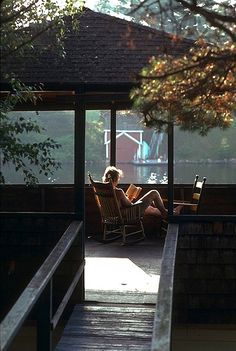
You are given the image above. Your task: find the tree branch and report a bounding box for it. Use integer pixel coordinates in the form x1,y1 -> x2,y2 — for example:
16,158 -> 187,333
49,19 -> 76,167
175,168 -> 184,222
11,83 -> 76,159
1,21 -> 58,60
176,0 -> 236,41
138,52 -> 236,81
0,0 -> 40,25
176,0 -> 236,24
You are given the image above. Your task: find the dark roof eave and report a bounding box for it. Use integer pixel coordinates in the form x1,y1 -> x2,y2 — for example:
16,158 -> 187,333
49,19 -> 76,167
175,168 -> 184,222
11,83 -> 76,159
0,81 -> 138,93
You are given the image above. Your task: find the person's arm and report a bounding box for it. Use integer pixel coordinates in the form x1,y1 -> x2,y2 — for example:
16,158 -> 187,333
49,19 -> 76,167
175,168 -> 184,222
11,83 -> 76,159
115,188 -> 132,208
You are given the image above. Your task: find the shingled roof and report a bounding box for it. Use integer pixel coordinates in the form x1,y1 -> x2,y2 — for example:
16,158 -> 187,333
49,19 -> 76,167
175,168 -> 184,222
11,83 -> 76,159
1,8 -> 193,89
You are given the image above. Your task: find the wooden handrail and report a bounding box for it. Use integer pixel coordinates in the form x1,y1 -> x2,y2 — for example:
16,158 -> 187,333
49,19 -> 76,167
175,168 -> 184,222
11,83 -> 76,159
0,220 -> 83,351
151,223 -> 179,351
51,260 -> 85,330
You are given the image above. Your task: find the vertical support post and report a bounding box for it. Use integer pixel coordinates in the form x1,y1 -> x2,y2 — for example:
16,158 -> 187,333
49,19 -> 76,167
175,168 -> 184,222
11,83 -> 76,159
110,106 -> 116,166
74,92 -> 85,302
37,280 -> 52,351
168,122 -> 174,215
75,93 -> 85,221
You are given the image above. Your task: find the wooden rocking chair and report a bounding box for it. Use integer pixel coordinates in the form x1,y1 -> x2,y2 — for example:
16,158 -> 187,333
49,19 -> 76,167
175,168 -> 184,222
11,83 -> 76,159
88,173 -> 145,244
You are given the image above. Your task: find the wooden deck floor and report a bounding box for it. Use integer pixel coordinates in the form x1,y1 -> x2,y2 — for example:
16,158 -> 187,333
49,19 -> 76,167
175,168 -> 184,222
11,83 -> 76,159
85,236 -> 163,304
55,303 -> 155,351
55,237 -> 161,350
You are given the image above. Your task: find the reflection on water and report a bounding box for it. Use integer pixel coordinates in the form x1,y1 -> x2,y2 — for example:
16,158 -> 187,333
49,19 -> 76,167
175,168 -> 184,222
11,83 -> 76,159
86,162 -> 236,185
85,162 -> 169,184
2,161 -> 236,184
116,163 -> 168,184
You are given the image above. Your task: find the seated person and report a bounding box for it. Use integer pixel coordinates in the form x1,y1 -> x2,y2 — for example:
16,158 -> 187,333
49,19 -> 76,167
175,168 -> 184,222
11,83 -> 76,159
102,166 -> 168,219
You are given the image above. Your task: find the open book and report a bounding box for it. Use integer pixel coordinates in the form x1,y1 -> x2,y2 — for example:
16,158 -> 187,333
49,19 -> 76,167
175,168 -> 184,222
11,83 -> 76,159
126,184 -> 142,201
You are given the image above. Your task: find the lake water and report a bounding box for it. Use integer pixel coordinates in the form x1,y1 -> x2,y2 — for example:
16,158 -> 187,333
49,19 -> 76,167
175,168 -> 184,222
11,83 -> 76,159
85,162 -> 236,185
2,161 -> 236,185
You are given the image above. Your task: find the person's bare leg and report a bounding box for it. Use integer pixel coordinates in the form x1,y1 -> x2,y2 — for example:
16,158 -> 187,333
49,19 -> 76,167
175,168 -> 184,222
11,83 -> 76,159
174,205 -> 183,215
152,191 -> 168,218
139,190 -> 167,218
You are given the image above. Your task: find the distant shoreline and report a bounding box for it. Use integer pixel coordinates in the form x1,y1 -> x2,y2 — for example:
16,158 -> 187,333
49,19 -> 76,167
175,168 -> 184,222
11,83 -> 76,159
131,159 -> 236,166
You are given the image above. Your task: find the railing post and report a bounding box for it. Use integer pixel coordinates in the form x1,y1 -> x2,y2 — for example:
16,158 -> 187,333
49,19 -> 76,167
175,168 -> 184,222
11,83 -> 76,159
110,107 -> 116,166
37,279 -> 53,351
167,121 -> 174,215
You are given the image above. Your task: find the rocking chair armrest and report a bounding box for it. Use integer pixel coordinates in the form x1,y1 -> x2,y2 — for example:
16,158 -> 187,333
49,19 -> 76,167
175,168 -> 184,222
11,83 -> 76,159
163,199 -> 193,206
173,201 -> 194,206
132,200 -> 143,206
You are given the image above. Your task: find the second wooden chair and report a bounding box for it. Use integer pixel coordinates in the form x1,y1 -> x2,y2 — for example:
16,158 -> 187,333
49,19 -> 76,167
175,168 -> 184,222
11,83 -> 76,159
161,175 -> 207,235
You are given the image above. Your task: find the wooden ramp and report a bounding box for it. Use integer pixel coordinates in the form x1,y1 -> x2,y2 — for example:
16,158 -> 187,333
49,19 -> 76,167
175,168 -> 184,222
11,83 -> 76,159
55,303 -> 155,351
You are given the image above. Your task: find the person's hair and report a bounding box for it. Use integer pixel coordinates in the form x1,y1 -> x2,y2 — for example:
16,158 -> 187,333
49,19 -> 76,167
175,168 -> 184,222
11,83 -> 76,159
102,166 -> 123,183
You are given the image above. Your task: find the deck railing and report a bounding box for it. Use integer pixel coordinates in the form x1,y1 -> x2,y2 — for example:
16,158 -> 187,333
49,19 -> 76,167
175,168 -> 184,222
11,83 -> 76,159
151,223 -> 179,351
0,219 -> 84,351
151,214 -> 236,351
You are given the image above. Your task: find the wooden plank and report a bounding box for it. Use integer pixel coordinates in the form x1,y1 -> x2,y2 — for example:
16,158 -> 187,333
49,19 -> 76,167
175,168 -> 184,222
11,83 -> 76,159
55,303 -> 155,350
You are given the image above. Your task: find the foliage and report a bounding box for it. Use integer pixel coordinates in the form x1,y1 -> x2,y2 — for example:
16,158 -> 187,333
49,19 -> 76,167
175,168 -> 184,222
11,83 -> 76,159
131,41 -> 236,135
0,80 -> 61,184
95,0 -> 138,16
91,1 -> 236,134
0,0 -> 83,184
95,0 -> 232,40
129,0 -> 236,134
85,114 -> 105,162
128,0 -> 236,41
0,0 -> 83,62
18,111 -> 75,164
174,120 -> 236,160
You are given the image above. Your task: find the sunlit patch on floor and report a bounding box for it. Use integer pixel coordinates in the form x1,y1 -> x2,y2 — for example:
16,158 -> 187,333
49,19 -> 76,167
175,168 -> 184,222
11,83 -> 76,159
85,257 -> 160,293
